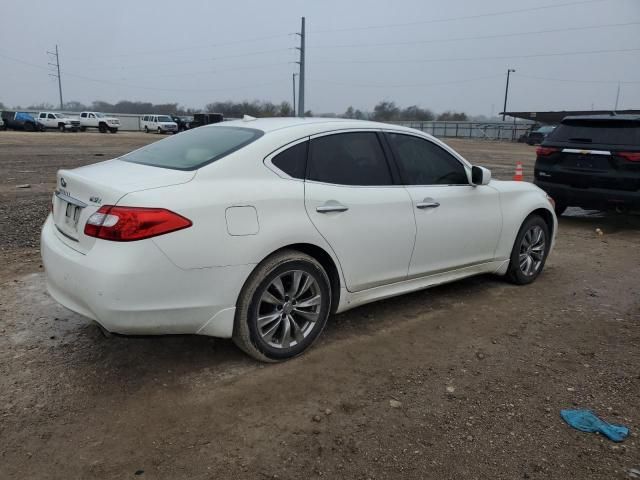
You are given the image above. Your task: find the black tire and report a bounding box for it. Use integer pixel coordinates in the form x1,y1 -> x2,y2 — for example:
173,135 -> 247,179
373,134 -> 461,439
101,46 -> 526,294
109,127 -> 118,134
98,123 -> 107,133
233,249 -> 332,362
79,126 -> 86,132
59,124 -> 65,132
554,202 -> 568,217
506,215 -> 551,285
24,122 -> 34,132
157,127 -> 162,134
144,126 -> 149,133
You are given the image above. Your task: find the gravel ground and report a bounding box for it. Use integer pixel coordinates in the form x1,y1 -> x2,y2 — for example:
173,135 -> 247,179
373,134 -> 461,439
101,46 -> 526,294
0,131 -> 639,479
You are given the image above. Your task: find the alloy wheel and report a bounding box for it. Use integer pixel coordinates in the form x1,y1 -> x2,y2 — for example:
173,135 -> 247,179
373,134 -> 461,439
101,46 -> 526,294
519,225 -> 546,276
256,270 -> 322,349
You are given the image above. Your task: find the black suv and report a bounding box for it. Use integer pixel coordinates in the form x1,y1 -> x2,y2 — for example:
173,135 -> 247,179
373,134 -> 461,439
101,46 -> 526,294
534,114 -> 640,215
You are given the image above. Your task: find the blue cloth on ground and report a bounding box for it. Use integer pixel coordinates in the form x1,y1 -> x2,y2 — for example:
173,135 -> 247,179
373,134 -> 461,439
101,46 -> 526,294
560,409 -> 629,442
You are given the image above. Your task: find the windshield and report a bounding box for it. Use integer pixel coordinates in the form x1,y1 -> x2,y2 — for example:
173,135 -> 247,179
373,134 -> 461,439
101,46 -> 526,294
122,126 -> 263,170
95,112 -> 105,118
548,120 -> 640,146
157,115 -> 173,122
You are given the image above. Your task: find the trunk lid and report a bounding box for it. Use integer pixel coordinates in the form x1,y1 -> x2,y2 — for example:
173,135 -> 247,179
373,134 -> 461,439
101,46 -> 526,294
52,159 -> 195,253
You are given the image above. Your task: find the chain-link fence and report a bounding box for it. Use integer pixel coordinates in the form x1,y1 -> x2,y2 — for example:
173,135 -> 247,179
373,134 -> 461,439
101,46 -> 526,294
390,121 -> 535,142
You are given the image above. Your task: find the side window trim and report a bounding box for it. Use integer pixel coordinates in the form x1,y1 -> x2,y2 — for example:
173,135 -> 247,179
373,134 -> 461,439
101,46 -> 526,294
382,131 -> 471,186
263,136 -> 310,181
306,129 -> 399,187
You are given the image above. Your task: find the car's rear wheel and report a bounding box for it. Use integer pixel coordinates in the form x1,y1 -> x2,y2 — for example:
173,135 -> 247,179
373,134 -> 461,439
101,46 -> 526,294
506,215 -> 550,285
157,127 -> 162,134
233,250 -> 331,362
144,126 -> 149,133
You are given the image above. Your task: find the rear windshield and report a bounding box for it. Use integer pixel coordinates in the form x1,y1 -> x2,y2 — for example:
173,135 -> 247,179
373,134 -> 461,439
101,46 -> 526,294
547,120 -> 640,146
122,126 -> 263,170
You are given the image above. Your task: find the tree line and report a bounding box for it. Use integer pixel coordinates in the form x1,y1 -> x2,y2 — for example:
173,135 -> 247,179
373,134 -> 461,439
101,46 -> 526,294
6,99 -> 468,122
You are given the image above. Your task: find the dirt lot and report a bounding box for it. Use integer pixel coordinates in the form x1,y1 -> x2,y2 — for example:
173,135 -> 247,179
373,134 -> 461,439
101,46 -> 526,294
1,131 -> 639,479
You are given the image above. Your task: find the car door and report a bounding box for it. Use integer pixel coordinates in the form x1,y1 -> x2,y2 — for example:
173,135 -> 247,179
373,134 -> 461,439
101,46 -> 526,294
48,113 -> 56,128
304,130 -> 416,292
384,131 -> 502,277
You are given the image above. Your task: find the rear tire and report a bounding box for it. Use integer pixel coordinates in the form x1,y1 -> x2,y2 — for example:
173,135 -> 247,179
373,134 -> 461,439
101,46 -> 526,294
157,127 -> 162,134
144,126 -> 149,133
554,202 -> 568,217
506,215 -> 550,285
80,126 -> 86,132
24,122 -> 34,132
233,250 -> 331,362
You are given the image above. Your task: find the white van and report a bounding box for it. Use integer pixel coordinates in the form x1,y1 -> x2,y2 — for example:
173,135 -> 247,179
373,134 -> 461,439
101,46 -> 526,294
140,115 -> 178,134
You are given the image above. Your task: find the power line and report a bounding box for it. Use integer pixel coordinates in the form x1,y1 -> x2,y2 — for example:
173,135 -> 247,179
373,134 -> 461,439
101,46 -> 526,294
309,21 -> 639,50
309,74 -> 504,89
517,74 -> 640,84
314,47 -> 640,65
309,0 -> 608,33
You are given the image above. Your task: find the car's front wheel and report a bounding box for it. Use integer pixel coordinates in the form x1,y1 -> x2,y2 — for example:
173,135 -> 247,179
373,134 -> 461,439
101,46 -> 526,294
506,215 -> 550,285
233,250 -> 331,362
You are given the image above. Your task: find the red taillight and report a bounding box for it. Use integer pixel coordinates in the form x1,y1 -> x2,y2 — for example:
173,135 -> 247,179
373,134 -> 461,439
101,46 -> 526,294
84,205 -> 192,241
618,151 -> 640,162
536,146 -> 559,157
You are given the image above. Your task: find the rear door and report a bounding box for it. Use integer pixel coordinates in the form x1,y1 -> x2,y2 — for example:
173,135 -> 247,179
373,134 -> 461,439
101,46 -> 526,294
384,132 -> 501,277
304,130 -> 416,292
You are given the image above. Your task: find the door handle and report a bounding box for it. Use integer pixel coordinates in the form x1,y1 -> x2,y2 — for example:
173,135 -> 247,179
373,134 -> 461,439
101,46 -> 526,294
416,198 -> 440,209
316,202 -> 349,213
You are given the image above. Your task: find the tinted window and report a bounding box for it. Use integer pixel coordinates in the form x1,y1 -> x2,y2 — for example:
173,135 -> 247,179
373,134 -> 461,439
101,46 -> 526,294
123,126 -> 263,170
548,120 -> 640,146
308,132 -> 392,186
272,141 -> 307,179
387,133 -> 468,185
48,114 -> 56,119
39,113 -> 46,118
81,113 -> 86,118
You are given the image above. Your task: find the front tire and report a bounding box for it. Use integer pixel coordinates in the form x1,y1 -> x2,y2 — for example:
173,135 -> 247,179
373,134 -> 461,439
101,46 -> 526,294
109,127 -> 118,133
59,124 -> 65,132
233,250 -> 331,362
506,215 -> 550,285
157,127 -> 162,134
144,126 -> 149,133
98,123 -> 107,133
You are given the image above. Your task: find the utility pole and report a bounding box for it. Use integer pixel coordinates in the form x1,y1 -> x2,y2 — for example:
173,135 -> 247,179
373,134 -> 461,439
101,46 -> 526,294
295,17 -> 306,117
47,45 -> 64,110
502,68 -> 515,121
614,82 -> 621,111
292,73 -> 297,115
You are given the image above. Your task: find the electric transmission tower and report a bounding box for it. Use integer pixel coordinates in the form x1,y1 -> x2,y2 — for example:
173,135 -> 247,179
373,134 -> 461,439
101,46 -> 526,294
47,45 -> 64,110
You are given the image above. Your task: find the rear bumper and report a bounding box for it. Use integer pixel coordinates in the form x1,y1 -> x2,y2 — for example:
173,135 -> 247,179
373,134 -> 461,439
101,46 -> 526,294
534,180 -> 640,209
41,216 -> 253,337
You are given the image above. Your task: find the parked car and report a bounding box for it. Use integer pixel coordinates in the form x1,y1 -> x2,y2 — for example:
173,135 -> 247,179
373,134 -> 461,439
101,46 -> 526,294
534,114 -> 640,215
41,118 -> 556,362
0,117 -> 4,130
37,112 -> 80,132
141,115 -> 178,134
1,111 -> 44,131
189,112 -> 223,129
525,125 -> 556,145
79,112 -> 119,133
171,115 -> 192,132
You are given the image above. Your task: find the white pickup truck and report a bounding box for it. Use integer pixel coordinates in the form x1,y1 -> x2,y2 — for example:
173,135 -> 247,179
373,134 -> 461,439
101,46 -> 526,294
37,112 -> 80,132
79,112 -> 120,133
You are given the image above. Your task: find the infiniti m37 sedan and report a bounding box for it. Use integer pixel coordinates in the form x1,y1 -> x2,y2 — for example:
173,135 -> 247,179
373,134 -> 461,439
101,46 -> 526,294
41,117 -> 557,361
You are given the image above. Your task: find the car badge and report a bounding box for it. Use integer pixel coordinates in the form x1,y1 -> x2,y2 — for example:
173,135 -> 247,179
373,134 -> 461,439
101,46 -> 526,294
60,177 -> 67,187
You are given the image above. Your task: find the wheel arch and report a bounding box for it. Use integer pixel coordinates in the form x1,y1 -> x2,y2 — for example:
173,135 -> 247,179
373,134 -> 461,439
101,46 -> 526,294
528,207 -> 554,238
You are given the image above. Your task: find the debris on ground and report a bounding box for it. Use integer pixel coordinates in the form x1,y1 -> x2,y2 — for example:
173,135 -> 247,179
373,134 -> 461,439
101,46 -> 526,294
560,409 -> 630,442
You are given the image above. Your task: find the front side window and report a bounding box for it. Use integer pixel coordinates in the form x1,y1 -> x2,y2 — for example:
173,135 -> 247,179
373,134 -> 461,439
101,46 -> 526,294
48,114 -> 56,119
122,126 -> 263,170
308,132 -> 392,186
387,133 -> 468,185
81,113 -> 87,118
271,141 -> 307,179
157,115 -> 172,122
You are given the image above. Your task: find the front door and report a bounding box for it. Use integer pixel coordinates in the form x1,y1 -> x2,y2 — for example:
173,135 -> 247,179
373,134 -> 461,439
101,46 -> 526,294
304,131 -> 416,292
385,132 -> 502,277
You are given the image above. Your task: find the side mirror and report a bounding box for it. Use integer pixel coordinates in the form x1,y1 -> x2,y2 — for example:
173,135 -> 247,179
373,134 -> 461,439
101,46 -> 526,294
472,166 -> 491,186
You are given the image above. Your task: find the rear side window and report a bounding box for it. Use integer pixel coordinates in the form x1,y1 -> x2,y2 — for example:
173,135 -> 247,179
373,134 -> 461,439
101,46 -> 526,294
308,132 -> 392,186
123,126 -> 263,170
548,120 -> 640,146
272,141 -> 308,179
387,133 -> 468,185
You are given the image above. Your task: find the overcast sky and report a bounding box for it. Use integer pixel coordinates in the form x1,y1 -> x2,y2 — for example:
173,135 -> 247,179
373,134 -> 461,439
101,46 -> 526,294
1,0 -> 639,116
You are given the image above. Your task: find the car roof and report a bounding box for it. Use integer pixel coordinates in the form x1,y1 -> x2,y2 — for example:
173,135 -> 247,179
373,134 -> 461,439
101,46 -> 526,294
210,117 -> 414,134
562,114 -> 640,122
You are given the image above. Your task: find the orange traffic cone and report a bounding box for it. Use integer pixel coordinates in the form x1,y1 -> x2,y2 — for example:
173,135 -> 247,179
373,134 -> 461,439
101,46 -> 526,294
513,162 -> 524,181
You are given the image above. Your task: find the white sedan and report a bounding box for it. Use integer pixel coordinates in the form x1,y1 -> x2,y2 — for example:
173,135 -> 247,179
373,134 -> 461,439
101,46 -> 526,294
41,117 -> 556,361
